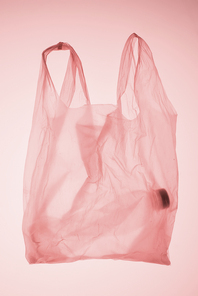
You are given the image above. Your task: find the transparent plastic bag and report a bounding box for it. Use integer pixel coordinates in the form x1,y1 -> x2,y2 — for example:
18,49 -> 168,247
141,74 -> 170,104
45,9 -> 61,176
23,33 -> 178,265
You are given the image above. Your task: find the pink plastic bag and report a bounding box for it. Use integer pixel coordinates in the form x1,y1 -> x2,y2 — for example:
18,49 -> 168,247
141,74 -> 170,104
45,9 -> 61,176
23,33 -> 178,265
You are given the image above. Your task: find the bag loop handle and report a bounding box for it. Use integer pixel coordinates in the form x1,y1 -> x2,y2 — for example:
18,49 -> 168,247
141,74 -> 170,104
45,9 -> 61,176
42,42 -> 90,107
117,33 -> 141,109
116,33 -> 156,112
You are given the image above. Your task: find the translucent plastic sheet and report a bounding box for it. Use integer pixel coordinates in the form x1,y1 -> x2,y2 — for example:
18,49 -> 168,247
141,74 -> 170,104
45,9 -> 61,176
23,33 -> 178,265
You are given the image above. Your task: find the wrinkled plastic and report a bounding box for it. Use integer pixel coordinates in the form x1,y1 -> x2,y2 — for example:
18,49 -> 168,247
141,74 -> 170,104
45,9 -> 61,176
23,33 -> 178,265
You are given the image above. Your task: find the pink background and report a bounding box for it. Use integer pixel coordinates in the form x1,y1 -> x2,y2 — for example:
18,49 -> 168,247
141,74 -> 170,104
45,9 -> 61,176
1,0 -> 198,295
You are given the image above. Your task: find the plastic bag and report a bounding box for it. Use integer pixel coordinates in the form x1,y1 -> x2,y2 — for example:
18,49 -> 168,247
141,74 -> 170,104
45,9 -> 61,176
22,33 -> 178,265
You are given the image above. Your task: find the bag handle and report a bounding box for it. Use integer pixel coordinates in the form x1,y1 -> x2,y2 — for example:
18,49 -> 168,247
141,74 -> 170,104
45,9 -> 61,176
117,33 -> 177,118
117,33 -> 140,110
42,42 -> 90,107
117,33 -> 156,112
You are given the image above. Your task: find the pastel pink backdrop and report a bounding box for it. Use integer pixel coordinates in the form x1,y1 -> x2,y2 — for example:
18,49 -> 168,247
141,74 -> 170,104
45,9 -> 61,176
0,0 -> 198,295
